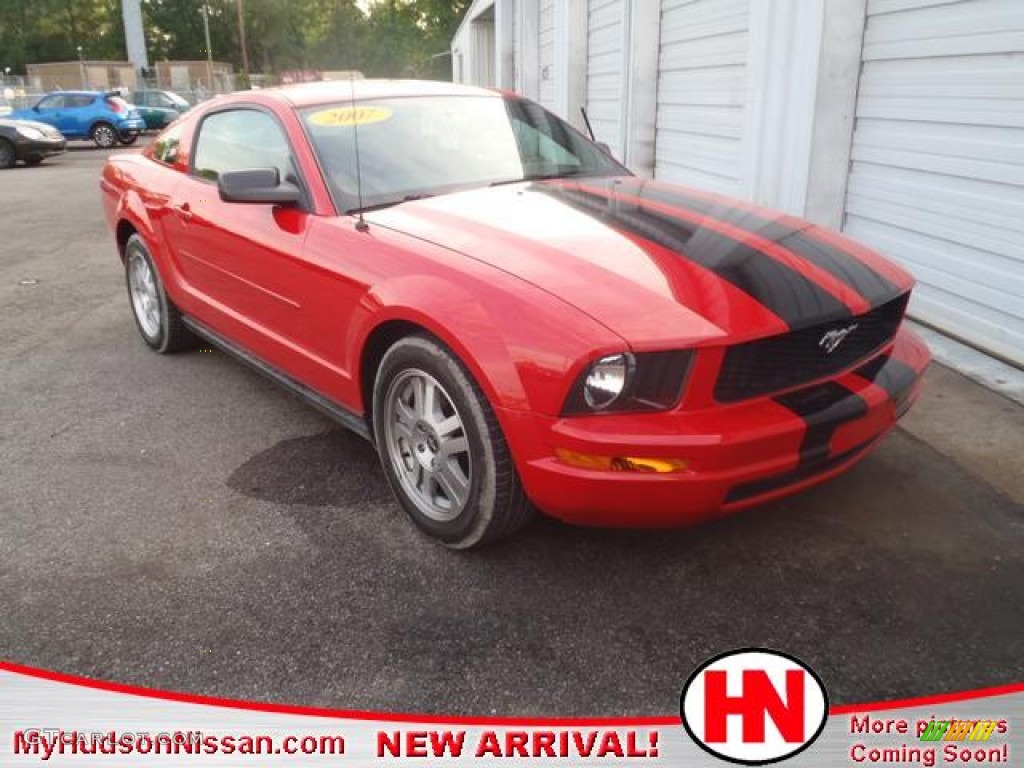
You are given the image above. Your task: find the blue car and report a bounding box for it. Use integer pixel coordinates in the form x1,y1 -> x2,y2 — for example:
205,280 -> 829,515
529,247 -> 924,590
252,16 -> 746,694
12,91 -> 146,149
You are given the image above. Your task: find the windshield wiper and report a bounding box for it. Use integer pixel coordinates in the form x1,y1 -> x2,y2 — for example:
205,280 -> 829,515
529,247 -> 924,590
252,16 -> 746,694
489,170 -> 592,187
347,194 -> 434,215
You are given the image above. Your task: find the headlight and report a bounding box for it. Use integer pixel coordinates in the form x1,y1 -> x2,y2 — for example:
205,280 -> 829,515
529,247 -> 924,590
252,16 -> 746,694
583,354 -> 631,410
563,350 -> 694,415
16,125 -> 45,140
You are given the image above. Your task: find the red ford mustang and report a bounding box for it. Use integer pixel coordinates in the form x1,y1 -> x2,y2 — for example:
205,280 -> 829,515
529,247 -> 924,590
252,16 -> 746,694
101,80 -> 931,548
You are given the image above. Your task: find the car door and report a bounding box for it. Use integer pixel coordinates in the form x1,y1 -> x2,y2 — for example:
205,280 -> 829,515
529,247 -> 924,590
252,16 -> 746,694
65,94 -> 96,136
150,92 -> 180,127
31,94 -> 65,132
164,106 -> 318,379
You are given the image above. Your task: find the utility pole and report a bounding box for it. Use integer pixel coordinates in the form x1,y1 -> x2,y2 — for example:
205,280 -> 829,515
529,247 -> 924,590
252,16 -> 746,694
121,0 -> 149,78
236,0 -> 250,80
201,3 -> 214,91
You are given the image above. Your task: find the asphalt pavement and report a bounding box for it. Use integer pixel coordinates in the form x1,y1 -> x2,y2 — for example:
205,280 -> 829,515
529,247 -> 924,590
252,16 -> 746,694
1,143 -> 1022,716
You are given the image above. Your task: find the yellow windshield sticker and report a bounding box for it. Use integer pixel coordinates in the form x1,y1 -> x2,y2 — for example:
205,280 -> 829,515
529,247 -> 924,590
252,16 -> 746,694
308,106 -> 392,127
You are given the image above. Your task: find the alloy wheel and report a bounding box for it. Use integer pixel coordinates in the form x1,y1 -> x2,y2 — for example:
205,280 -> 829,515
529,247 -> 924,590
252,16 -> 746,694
127,250 -> 161,339
93,124 -> 116,148
382,369 -> 472,522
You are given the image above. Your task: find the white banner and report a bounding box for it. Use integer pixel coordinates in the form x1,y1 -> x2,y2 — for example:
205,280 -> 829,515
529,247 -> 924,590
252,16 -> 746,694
0,663 -> 1019,767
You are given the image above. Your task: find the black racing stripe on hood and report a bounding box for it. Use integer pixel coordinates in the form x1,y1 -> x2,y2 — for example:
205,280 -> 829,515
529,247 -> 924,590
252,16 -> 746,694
631,183 -> 902,306
541,185 -> 851,330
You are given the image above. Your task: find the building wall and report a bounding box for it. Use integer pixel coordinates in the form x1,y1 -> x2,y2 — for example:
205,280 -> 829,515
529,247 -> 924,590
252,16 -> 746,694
155,61 -> 233,91
27,62 -> 136,92
654,0 -> 750,195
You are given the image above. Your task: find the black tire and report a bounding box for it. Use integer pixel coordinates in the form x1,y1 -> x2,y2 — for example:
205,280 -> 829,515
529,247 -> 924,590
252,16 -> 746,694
91,122 -> 117,149
0,139 -> 15,169
24,156 -> 43,166
373,335 -> 534,548
118,133 -> 139,146
123,233 -> 195,353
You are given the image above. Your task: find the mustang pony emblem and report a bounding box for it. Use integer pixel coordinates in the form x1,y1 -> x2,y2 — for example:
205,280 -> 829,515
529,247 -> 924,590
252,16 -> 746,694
819,324 -> 859,354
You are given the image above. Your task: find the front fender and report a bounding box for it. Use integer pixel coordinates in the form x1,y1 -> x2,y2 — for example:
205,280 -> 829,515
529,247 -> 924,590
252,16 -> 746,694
350,275 -> 530,412
348,269 -> 625,418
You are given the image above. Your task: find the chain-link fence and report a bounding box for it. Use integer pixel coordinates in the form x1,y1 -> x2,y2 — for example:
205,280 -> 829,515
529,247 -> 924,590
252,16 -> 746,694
1,75 -> 235,116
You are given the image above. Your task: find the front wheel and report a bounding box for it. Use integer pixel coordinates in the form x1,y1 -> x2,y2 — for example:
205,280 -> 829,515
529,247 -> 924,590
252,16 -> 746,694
0,139 -> 15,169
118,132 -> 139,146
373,335 -> 533,548
91,122 -> 117,148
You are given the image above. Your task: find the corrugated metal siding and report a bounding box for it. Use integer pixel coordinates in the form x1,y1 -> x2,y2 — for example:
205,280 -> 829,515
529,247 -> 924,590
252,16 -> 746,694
511,0 -> 518,90
538,0 -> 556,108
843,0 -> 1024,365
586,0 -> 625,154
654,0 -> 751,195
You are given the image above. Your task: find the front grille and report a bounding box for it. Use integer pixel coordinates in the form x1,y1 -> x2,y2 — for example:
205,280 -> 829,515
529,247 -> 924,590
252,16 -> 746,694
715,294 -> 908,403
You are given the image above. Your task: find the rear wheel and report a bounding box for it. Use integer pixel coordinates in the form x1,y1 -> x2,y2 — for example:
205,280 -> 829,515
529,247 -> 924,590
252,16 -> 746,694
0,139 -> 15,169
24,156 -> 43,166
373,335 -> 534,548
91,122 -> 117,149
124,233 -> 194,353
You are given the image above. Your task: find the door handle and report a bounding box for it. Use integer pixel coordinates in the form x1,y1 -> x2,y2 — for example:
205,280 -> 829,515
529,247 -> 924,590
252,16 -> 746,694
174,202 -> 193,222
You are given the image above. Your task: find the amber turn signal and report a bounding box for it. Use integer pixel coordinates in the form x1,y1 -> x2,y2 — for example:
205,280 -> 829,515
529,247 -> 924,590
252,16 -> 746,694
555,449 -> 689,473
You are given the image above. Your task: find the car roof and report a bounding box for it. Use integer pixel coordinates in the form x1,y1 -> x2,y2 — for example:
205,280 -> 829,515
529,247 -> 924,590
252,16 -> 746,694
47,90 -> 101,96
228,79 -> 500,109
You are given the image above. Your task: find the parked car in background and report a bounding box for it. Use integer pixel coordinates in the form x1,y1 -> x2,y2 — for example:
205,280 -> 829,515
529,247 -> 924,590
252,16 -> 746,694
0,118 -> 66,168
131,89 -> 190,129
12,91 -> 145,148
100,81 -> 931,548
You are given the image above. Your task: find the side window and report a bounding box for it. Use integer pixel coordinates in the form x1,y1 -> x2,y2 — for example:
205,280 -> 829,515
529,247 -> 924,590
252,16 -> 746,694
36,95 -> 64,110
67,95 -> 95,109
154,93 -> 175,108
152,123 -> 184,166
192,109 -> 294,184
512,118 -> 581,169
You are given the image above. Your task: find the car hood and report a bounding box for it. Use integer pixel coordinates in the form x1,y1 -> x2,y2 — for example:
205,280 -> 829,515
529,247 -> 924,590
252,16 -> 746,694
1,117 -> 64,137
367,176 -> 913,348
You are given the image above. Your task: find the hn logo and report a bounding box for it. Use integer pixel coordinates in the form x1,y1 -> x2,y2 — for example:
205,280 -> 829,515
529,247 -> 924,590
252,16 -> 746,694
680,648 -> 829,765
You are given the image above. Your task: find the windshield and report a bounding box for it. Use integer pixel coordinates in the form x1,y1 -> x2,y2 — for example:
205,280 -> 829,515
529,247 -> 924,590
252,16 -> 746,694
300,95 -> 628,213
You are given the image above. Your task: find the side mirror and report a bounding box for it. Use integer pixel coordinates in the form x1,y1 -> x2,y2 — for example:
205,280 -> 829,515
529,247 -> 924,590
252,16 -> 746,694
218,168 -> 300,205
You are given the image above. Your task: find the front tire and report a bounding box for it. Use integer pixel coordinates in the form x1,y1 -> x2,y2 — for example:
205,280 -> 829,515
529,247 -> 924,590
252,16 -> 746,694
24,156 -> 43,166
373,335 -> 533,548
0,139 -> 15,169
91,122 -> 117,148
124,233 -> 194,353
118,132 -> 139,146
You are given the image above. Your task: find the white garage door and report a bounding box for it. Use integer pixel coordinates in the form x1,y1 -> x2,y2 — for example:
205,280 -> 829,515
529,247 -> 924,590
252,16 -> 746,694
586,0 -> 626,156
843,0 -> 1024,366
654,0 -> 751,195
538,0 -> 556,109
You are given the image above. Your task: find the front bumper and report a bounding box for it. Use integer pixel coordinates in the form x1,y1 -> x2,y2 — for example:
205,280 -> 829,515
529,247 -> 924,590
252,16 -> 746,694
15,137 -> 66,159
505,325 -> 931,527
